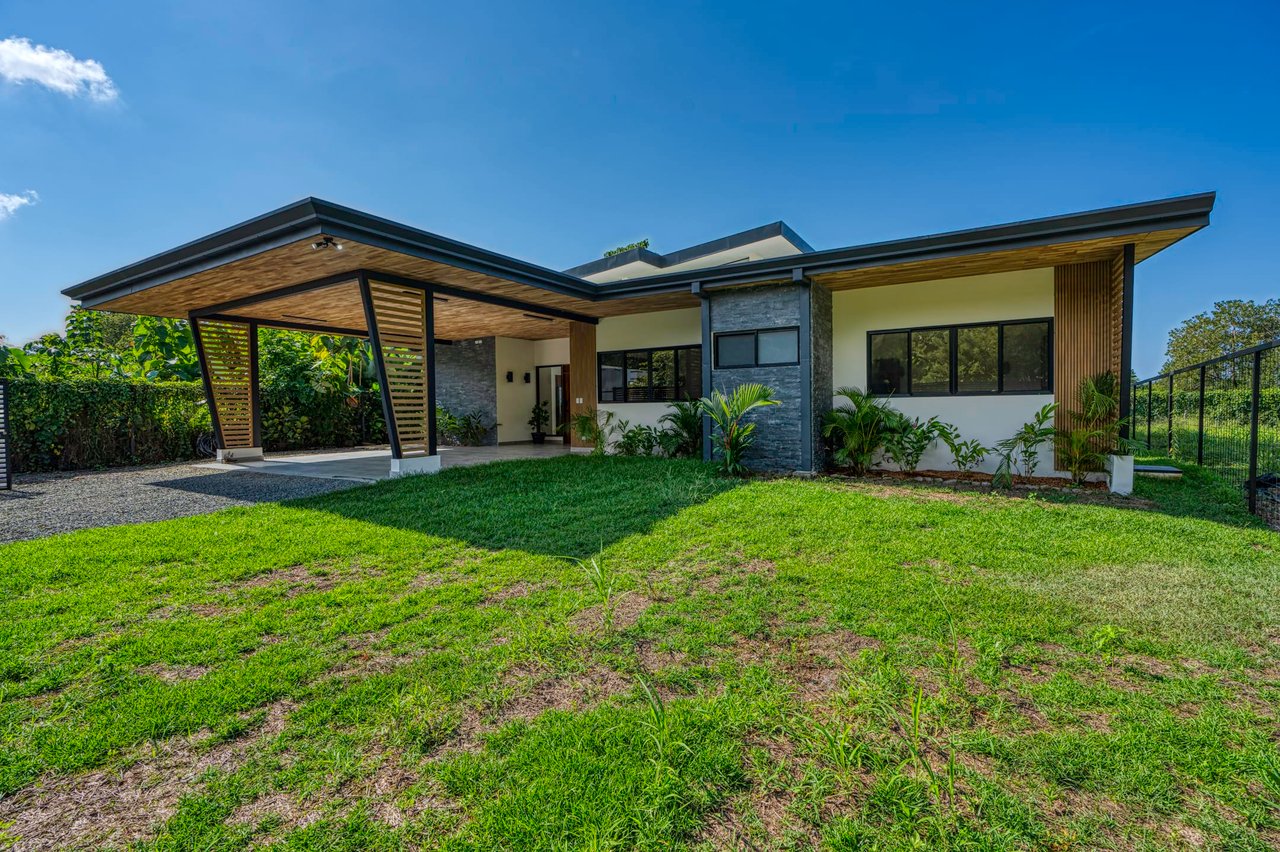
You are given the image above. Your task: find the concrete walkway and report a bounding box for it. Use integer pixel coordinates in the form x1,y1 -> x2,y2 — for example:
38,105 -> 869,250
194,442 -> 572,482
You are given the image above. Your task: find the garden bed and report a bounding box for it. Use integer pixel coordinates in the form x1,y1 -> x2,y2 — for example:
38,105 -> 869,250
823,467 -> 1108,491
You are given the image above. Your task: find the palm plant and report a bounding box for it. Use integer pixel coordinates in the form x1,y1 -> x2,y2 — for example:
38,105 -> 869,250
1056,371 -> 1123,484
698,383 -> 780,475
822,387 -> 897,474
657,399 -> 703,458
571,407 -> 615,456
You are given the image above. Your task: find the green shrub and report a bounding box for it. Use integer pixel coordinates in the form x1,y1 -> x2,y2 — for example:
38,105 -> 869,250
698,383 -> 780,476
883,414 -> 943,473
8,377 -> 210,472
657,399 -> 703,458
823,387 -> 897,474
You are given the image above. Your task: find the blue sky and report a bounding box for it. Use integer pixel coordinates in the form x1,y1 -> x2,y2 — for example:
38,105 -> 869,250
1,1 -> 1276,376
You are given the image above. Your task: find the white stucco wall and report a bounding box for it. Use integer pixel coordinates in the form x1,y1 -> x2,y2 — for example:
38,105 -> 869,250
832,268 -> 1060,475
533,337 -> 569,366
494,337 -> 536,443
596,308 -> 702,429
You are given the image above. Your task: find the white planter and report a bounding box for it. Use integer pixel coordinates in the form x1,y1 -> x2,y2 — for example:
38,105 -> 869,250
216,446 -> 264,462
390,454 -> 441,477
1107,454 -> 1134,495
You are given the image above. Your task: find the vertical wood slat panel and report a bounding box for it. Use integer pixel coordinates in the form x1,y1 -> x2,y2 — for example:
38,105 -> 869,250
1054,258 -> 1118,465
196,318 -> 256,449
367,280 -> 430,457
568,321 -> 597,448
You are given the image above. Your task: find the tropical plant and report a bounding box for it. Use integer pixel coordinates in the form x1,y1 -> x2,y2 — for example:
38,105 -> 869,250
528,400 -> 551,433
615,423 -> 663,457
657,399 -> 703,458
571,407 -> 615,456
883,415 -> 943,473
822,387 -> 897,474
1055,371 -> 1124,485
935,422 -> 988,473
993,402 -> 1058,484
698,383 -> 780,476
436,406 -> 491,446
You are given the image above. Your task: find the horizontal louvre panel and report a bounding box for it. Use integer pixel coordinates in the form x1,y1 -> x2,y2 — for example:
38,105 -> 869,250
368,281 -> 431,454
196,318 -> 257,449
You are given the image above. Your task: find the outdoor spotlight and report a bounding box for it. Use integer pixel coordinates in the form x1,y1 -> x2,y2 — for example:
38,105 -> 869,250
506,371 -> 514,382
310,236 -> 344,251
523,372 -> 531,383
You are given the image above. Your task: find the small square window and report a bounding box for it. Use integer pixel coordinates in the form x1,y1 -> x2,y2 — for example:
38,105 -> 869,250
715,333 -> 755,368
757,328 -> 798,365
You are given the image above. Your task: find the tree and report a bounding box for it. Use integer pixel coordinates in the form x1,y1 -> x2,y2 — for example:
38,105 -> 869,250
1162,299 -> 1280,382
603,239 -> 649,257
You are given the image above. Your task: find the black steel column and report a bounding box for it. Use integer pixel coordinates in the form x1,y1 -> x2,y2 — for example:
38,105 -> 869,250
1248,350 -> 1262,514
1146,382 -> 1153,449
426,284 -> 437,457
696,282 -> 713,462
1117,244 -> 1136,439
249,321 -> 262,448
1197,365 -> 1206,465
359,272 -> 403,460
190,315 -> 226,451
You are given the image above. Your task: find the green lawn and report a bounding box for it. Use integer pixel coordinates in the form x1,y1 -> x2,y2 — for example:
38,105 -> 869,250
1,457 -> 1278,850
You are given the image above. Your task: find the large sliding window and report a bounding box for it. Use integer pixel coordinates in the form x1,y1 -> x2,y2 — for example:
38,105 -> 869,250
598,345 -> 702,403
868,319 -> 1052,396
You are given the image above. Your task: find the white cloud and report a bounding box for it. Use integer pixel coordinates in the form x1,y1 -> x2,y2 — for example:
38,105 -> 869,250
0,37 -> 117,102
0,190 -> 39,220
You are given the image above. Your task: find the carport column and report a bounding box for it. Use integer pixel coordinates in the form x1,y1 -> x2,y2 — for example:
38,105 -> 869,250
567,321 -> 597,449
359,272 -> 441,476
191,316 -> 264,462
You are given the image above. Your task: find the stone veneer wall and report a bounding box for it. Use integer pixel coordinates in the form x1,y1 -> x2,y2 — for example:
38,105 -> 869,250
434,337 -> 497,445
705,281 -> 834,473
809,282 -> 833,472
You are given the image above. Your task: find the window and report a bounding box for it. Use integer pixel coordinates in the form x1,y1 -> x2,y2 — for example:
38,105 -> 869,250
866,319 -> 1052,396
597,345 -> 702,402
713,327 -> 799,369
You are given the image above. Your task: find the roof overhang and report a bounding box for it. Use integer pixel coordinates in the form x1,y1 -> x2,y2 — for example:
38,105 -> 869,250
62,192 -> 1215,339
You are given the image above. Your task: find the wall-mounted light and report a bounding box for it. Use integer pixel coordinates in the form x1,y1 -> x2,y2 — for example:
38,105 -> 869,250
310,236 -> 344,251
523,372 -> 531,383
506,371 -> 514,383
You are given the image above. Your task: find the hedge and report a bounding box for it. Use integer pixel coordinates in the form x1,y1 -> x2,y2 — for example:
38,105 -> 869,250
8,378 -> 387,473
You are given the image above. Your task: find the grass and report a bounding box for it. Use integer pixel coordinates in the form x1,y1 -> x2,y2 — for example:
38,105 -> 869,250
0,455 -> 1278,849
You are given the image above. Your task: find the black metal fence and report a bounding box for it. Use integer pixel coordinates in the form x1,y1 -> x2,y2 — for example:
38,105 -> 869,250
1132,338 -> 1280,525
0,378 -> 10,490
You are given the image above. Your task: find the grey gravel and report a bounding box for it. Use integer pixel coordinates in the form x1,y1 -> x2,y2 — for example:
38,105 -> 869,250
0,462 -> 366,544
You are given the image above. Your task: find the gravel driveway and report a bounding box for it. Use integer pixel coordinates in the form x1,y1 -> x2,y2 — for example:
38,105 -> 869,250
0,462 -> 366,544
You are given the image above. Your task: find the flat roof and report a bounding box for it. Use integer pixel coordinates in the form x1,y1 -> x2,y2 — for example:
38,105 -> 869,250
564,221 -> 814,279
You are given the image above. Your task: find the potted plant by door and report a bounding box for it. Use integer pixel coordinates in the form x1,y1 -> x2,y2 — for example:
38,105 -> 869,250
528,401 -> 551,444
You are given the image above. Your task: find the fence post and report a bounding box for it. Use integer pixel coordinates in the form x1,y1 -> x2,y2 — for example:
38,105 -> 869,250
1248,349 -> 1261,514
1167,374 -> 1174,454
1152,378 -> 1162,447
1197,364 -> 1206,466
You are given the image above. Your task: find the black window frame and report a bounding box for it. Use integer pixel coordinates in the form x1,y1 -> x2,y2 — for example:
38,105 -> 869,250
713,326 -> 801,369
597,343 -> 702,403
866,317 -> 1053,397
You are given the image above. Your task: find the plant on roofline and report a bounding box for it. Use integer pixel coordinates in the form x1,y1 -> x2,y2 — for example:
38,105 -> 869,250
528,400 -> 551,444
698,383 -> 780,476
822,387 -> 897,475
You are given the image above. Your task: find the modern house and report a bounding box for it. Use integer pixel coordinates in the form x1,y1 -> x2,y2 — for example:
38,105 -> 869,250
61,192 -> 1215,479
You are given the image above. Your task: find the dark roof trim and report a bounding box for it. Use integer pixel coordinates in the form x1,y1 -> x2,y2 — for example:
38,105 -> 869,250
564,220 -> 813,279
65,192 -> 1215,310
65,197 -> 598,305
593,192 -> 1217,299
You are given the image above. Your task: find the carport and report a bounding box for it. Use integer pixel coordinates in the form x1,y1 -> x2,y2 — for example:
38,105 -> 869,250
60,199 -> 688,476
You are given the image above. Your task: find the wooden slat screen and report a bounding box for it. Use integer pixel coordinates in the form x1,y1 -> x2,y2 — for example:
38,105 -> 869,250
367,280 -> 431,457
196,319 -> 257,449
0,378 -> 11,490
1054,257 -> 1123,466
568,321 -> 597,448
